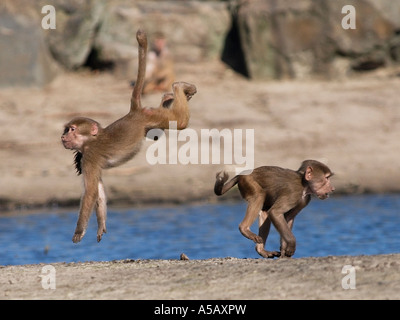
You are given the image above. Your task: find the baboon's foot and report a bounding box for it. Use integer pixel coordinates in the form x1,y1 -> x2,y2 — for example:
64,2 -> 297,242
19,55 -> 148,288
172,82 -> 197,101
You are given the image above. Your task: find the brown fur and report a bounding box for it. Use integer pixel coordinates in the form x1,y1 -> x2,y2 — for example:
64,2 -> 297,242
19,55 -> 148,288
214,160 -> 335,258
61,29 -> 196,243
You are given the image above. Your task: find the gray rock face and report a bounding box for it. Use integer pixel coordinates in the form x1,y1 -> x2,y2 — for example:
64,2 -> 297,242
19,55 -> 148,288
43,0 -> 106,70
93,1 -> 230,77
0,8 -> 58,87
2,0 -> 400,87
234,0 -> 400,79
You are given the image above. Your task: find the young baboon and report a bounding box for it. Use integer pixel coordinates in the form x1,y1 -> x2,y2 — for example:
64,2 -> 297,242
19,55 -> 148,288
214,160 -> 335,258
61,29 -> 196,243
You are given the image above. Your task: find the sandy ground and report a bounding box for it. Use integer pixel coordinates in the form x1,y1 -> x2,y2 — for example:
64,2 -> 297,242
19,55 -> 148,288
0,61 -> 400,300
1,254 -> 400,299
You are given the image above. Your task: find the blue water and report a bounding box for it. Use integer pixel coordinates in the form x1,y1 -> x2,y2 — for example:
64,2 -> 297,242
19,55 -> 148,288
0,194 -> 399,266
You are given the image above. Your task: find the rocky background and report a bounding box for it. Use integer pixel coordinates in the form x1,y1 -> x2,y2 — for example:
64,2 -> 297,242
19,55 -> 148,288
2,0 -> 400,87
0,0 -> 400,210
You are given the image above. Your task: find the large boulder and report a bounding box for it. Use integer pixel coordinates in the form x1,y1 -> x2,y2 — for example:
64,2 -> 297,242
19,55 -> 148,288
94,0 -> 230,77
234,0 -> 400,79
3,0 -> 400,85
0,0 -> 231,86
40,0 -> 106,69
0,4 -> 58,87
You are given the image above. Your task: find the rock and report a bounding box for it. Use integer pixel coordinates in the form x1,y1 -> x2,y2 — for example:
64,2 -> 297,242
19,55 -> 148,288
0,0 -> 230,84
41,0 -> 106,70
94,0 -> 230,78
180,253 -> 190,260
3,0 -> 400,84
236,0 -> 327,79
328,0 -> 395,73
234,0 -> 400,79
0,5 -> 58,87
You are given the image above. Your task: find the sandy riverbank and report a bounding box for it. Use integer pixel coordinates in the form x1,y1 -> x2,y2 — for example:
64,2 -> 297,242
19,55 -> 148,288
1,254 -> 400,299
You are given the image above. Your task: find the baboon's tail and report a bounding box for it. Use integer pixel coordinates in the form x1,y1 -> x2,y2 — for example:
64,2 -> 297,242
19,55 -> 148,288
214,171 -> 239,196
130,29 -> 147,112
